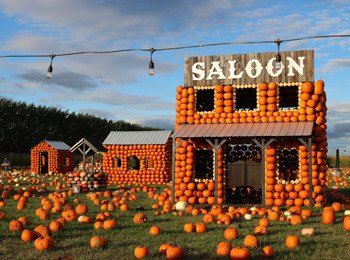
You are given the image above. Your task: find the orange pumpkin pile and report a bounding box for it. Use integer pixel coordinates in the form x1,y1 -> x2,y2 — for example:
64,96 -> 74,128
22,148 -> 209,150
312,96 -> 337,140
31,141 -> 75,174
174,80 -> 327,206
103,142 -> 172,185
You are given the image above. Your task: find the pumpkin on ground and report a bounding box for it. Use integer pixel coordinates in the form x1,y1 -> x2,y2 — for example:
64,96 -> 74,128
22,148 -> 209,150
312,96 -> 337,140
243,235 -> 258,247
224,226 -> 238,240
229,247 -> 251,260
90,236 -> 106,248
286,235 -> 300,248
34,236 -> 54,251
301,228 -> 315,236
34,225 -> 51,237
159,243 -> 171,254
9,220 -> 24,231
217,242 -> 231,257
134,245 -> 149,259
133,213 -> 147,224
150,226 -> 161,236
322,207 -> 336,224
261,246 -> 275,258
21,229 -> 36,242
343,216 -> 350,230
184,223 -> 195,233
166,244 -> 184,259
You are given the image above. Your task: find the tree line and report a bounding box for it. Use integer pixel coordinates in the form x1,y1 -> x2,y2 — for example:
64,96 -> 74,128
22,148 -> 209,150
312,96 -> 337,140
0,98 -> 161,153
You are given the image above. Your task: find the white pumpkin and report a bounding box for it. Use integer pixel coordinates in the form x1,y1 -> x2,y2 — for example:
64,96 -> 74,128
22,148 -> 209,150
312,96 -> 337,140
175,201 -> 188,211
244,213 -> 253,220
250,206 -> 256,212
284,211 -> 292,216
78,215 -> 86,223
344,210 -> 350,216
301,227 -> 315,236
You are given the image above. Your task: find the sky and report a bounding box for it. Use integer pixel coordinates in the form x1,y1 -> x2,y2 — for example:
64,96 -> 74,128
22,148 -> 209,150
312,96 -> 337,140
0,0 -> 349,155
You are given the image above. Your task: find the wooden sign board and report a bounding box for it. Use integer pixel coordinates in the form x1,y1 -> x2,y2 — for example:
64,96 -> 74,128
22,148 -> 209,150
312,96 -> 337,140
184,50 -> 314,87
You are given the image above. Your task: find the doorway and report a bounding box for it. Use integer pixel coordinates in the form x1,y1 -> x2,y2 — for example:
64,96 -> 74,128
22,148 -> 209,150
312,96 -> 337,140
226,143 -> 262,204
40,152 -> 48,174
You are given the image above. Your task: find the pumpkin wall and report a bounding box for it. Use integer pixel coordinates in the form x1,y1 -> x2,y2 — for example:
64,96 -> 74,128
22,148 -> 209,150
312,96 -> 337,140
174,80 -> 327,206
103,141 -> 172,185
31,142 -> 75,174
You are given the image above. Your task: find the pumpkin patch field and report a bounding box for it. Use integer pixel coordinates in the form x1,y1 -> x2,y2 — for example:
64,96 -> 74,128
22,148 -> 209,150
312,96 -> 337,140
0,169 -> 350,260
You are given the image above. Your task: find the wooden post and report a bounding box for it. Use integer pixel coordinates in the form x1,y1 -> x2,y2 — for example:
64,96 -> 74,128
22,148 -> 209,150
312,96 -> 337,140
171,138 -> 185,204
206,139 -> 226,205
253,138 -> 274,207
91,155 -> 94,173
83,143 -> 86,172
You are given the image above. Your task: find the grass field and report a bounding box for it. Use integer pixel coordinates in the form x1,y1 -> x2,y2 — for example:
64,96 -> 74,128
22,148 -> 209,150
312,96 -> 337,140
0,169 -> 349,260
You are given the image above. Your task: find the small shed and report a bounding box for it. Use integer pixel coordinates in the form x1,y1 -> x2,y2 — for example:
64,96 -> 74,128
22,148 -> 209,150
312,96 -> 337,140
69,137 -> 107,172
31,140 -> 75,174
102,131 -> 172,185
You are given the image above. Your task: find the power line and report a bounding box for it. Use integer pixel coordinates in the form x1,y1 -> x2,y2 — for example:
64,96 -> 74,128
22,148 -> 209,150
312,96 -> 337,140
0,34 -> 349,58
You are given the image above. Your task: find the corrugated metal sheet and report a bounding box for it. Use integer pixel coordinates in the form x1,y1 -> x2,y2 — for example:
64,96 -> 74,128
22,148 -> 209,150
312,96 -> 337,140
45,140 -> 70,150
171,122 -> 314,138
103,131 -> 173,145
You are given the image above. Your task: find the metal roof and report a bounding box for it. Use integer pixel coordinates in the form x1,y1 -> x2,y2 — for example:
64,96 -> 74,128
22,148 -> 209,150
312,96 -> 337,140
70,137 -> 107,153
103,131 -> 173,145
43,140 -> 70,150
171,122 -> 314,138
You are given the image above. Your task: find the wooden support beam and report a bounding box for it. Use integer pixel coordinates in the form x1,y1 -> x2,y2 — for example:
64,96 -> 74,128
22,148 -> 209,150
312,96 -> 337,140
171,138 -> 185,204
253,138 -> 274,207
206,138 -> 226,205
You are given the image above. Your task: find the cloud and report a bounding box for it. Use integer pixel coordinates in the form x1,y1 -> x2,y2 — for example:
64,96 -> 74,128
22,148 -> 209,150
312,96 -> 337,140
79,108 -> 118,120
19,70 -> 98,90
128,117 -> 175,130
332,122 -> 350,134
315,59 -> 350,74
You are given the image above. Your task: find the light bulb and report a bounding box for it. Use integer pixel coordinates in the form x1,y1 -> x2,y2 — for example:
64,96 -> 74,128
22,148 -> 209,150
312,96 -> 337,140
149,60 -> 154,76
274,53 -> 282,70
47,65 -> 53,79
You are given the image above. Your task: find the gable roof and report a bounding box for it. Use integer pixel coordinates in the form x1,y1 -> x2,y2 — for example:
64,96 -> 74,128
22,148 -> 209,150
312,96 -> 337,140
70,137 -> 107,153
103,131 -> 173,145
31,140 -> 71,151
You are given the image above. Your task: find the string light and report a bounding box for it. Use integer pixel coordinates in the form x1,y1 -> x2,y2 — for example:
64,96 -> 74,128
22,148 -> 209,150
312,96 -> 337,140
0,34 -> 349,77
46,54 -> 55,79
274,39 -> 282,70
149,48 -> 155,76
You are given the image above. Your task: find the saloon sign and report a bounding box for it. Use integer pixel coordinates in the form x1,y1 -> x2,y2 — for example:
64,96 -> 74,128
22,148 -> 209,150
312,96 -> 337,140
184,50 -> 314,87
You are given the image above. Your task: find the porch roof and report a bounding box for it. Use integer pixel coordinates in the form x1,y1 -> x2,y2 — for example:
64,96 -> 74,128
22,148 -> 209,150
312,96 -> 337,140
171,121 -> 314,139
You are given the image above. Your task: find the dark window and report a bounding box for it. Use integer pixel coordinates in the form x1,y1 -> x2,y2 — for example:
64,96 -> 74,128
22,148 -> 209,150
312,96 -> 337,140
279,86 -> 299,109
115,158 -> 121,168
235,88 -> 257,110
195,149 -> 214,180
146,158 -> 154,169
127,156 -> 140,170
277,148 -> 299,181
64,155 -> 69,166
196,89 -> 215,112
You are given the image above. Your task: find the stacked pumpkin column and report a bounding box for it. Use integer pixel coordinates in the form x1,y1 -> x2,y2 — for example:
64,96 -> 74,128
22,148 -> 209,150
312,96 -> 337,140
103,143 -> 171,185
173,139 -> 225,205
263,80 -> 327,207
299,80 -> 328,207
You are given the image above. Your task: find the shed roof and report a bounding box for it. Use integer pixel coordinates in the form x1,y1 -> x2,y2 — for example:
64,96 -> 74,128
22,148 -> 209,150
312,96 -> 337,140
32,140 -> 71,150
70,137 -> 107,153
171,122 -> 314,139
103,131 -> 173,145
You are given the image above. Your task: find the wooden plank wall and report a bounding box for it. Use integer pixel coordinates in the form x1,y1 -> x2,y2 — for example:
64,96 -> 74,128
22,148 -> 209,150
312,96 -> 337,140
184,50 -> 314,87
